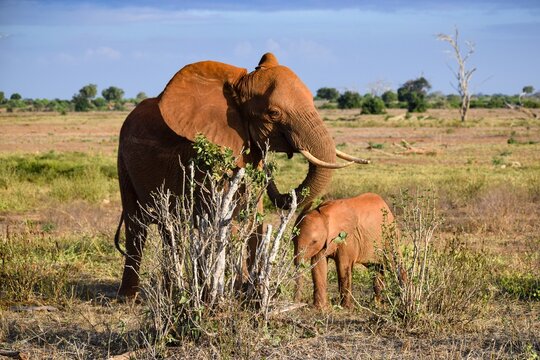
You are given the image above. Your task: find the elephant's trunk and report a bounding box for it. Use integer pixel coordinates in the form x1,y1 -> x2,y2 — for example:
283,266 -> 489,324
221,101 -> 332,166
267,110 -> 335,209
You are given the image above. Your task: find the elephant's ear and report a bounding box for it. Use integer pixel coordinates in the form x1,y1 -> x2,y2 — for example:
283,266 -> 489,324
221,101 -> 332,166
255,52 -> 279,70
158,61 -> 248,153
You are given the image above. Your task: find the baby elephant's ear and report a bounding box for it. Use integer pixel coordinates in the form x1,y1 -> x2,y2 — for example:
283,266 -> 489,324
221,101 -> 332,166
158,61 -> 248,153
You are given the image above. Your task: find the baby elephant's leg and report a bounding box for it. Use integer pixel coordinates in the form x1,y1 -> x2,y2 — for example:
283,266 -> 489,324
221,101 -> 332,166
336,256 -> 354,308
311,251 -> 329,308
367,263 -> 385,303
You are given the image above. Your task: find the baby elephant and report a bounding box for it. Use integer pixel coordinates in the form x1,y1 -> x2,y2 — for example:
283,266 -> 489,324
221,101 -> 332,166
293,193 -> 394,308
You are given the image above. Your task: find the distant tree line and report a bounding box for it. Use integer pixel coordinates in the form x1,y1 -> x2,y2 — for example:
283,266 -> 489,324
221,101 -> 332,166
0,85 -> 148,114
315,83 -> 540,115
1,82 -> 539,115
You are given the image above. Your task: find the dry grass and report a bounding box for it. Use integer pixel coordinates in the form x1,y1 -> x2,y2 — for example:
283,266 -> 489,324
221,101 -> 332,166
1,110 -> 539,358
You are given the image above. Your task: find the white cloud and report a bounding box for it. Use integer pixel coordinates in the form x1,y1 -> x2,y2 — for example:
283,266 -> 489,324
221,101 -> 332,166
234,41 -> 254,57
56,53 -> 77,64
265,39 -> 281,53
85,47 -> 122,60
263,38 -> 336,64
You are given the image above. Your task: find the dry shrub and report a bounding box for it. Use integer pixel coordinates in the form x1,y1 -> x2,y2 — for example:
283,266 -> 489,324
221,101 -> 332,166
133,137 -> 299,355
426,236 -> 491,323
442,181 -> 540,235
464,185 -> 538,234
379,189 -> 491,329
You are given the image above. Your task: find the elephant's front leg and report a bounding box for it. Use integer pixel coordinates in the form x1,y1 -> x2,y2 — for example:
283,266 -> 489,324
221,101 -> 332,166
311,250 -> 328,308
335,256 -> 354,308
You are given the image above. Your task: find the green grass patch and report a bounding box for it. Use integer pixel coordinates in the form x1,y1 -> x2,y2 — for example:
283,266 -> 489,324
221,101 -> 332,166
0,151 -> 117,211
0,151 -> 116,183
498,273 -> 540,301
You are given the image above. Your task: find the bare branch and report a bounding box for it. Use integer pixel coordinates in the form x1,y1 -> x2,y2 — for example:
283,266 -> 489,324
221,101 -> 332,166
437,27 -> 476,122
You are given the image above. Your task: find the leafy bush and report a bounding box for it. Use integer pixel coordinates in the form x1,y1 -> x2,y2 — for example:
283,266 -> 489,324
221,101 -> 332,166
487,95 -> 506,108
523,99 -> 540,108
337,91 -> 362,109
93,97 -> 108,110
72,84 -> 97,112
102,86 -> 124,102
397,77 -> 431,112
498,273 -> 540,300
381,90 -> 397,107
368,142 -> 384,149
316,87 -> 340,101
361,96 -> 386,114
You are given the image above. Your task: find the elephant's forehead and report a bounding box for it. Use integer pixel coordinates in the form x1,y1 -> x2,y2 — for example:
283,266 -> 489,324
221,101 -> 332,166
299,213 -> 324,233
275,69 -> 310,92
253,66 -> 311,94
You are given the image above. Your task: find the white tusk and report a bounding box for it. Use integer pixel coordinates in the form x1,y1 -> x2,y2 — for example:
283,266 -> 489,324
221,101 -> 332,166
335,149 -> 370,164
299,150 -> 354,169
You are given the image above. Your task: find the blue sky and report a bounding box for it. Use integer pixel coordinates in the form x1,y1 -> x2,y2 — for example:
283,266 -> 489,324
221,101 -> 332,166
1,0 -> 539,99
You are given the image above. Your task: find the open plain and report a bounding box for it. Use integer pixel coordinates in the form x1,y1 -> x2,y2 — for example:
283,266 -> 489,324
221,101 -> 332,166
1,108 -> 539,359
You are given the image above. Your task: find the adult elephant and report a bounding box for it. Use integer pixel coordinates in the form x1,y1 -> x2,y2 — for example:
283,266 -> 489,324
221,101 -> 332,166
115,53 -> 366,297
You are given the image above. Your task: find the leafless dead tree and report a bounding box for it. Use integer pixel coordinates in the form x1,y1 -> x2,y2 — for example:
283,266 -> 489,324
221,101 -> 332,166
367,79 -> 393,97
437,28 -> 476,122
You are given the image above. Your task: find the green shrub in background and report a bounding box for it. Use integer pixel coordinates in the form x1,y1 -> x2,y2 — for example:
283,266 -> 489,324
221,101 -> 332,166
337,91 -> 363,109
361,96 -> 386,114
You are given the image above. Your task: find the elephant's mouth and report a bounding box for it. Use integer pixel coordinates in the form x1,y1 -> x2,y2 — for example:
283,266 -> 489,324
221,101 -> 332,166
263,123 -> 370,210
276,131 -> 369,167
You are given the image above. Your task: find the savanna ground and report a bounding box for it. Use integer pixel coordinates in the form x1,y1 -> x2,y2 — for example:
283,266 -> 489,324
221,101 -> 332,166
0,108 -> 539,359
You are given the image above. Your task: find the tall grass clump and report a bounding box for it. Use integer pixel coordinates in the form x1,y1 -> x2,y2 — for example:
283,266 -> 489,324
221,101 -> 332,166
0,226 -> 117,305
0,231 -> 72,304
378,189 -> 491,329
135,136 -> 298,355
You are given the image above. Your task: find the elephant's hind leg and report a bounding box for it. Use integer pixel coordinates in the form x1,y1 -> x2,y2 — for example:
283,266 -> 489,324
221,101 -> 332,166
117,157 -> 149,298
336,256 -> 354,308
118,216 -> 148,298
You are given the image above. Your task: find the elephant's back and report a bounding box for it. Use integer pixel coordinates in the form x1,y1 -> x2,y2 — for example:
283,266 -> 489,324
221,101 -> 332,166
342,193 -> 394,264
117,97 -> 195,206
119,98 -> 182,147
351,193 -> 393,220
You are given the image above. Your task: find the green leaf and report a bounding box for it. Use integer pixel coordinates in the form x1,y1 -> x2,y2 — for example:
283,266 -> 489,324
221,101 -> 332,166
333,231 -> 347,245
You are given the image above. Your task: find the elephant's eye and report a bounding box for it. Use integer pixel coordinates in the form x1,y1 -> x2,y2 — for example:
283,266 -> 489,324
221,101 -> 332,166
267,108 -> 282,120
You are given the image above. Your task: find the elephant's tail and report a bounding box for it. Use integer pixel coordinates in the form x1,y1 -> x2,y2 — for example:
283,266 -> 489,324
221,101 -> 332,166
114,211 -> 127,257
